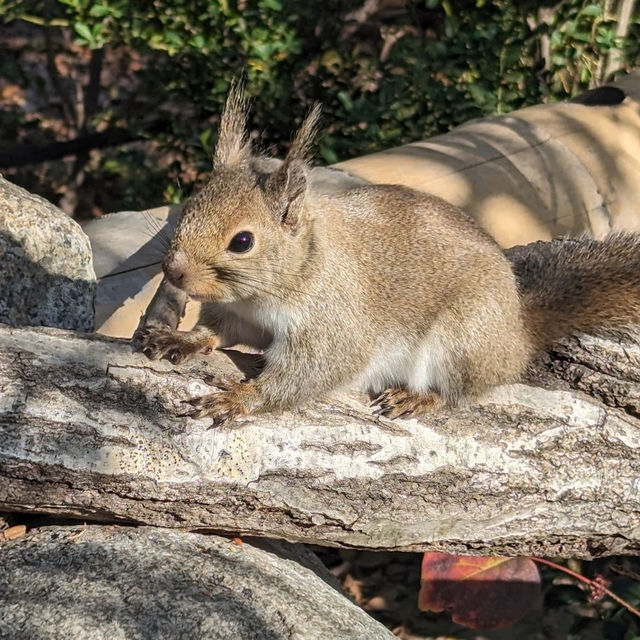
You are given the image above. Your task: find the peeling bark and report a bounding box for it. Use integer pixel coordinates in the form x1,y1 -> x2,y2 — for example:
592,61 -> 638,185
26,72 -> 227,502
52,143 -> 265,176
1,324 -> 640,558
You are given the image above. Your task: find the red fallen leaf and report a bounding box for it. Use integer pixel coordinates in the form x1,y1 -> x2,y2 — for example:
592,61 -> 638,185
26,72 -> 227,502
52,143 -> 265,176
418,552 -> 541,630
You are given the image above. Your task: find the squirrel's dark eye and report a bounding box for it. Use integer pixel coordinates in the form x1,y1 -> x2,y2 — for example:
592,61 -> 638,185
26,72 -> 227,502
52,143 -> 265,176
227,231 -> 255,253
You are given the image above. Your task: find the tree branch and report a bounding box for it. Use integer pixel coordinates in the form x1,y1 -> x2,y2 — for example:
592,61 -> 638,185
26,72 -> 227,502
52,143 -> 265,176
44,26 -> 77,129
0,121 -> 170,168
82,47 -> 104,132
1,323 -> 639,559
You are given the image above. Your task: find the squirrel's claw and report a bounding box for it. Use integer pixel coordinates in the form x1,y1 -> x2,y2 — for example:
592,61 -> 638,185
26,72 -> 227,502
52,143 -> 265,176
371,388 -> 442,420
134,326 -> 214,364
181,382 -> 249,427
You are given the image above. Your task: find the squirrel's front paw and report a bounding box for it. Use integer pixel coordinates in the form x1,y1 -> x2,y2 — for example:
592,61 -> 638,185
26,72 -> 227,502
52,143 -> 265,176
182,379 -> 250,426
134,327 -> 217,364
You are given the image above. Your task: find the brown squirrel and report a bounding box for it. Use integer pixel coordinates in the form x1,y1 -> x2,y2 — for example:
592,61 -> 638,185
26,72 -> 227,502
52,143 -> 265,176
136,84 -> 640,425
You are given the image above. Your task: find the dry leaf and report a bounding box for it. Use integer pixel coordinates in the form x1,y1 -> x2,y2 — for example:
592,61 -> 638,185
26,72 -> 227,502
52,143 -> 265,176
419,552 -> 541,630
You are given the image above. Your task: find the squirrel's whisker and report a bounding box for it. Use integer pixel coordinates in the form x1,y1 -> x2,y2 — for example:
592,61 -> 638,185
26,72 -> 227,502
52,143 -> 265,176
214,272 -> 299,304
219,270 -> 307,298
141,210 -> 172,252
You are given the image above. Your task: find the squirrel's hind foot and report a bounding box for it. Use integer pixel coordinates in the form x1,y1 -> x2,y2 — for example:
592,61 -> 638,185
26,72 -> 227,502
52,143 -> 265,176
182,378 -> 251,427
371,388 -> 444,420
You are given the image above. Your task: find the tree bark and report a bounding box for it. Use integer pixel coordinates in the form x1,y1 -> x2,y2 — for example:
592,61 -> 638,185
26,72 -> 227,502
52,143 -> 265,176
1,323 -> 640,559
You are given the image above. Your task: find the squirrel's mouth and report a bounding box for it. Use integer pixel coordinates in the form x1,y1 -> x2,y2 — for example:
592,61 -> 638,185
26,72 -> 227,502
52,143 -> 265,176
187,289 -> 235,304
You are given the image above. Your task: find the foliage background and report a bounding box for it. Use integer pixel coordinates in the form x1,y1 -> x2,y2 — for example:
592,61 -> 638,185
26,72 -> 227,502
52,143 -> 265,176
0,0 -> 638,218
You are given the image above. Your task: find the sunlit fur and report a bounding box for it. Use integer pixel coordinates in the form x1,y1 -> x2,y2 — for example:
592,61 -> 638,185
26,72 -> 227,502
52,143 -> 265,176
161,85 -> 640,419
163,97 -> 324,357
213,79 -> 250,170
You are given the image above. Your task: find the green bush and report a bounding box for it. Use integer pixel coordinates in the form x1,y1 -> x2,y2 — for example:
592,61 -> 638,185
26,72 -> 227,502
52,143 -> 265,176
0,0 -> 637,216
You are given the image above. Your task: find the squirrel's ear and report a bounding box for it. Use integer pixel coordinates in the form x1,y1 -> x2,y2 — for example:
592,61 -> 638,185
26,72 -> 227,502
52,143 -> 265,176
214,79 -> 250,169
266,160 -> 308,232
265,104 -> 322,232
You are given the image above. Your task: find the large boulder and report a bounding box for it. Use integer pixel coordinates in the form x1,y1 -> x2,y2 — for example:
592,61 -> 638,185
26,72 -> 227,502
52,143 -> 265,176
0,525 -> 396,640
0,175 -> 95,331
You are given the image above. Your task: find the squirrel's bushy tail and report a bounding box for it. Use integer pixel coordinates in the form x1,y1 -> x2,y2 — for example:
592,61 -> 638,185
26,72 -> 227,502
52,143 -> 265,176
505,232 -> 640,351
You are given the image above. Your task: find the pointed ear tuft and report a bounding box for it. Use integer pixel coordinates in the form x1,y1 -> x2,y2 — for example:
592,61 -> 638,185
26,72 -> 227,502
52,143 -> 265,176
214,78 -> 250,169
287,103 -> 322,163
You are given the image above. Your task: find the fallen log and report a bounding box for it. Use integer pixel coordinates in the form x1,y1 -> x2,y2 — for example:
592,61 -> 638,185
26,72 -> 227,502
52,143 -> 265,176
1,323 -> 639,559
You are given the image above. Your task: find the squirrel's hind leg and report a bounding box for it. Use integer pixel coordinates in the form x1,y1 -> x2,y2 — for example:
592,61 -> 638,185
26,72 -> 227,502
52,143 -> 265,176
371,388 -> 445,420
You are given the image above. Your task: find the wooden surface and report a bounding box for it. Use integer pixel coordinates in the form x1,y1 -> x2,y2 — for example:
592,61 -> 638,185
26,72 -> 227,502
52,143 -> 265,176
2,323 -> 640,558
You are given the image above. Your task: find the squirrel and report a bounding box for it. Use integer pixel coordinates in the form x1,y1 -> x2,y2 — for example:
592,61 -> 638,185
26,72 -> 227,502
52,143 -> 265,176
136,84 -> 640,425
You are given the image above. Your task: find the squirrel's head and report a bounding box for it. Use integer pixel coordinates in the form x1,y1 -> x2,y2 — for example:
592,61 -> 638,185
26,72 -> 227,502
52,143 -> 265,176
163,82 -> 321,303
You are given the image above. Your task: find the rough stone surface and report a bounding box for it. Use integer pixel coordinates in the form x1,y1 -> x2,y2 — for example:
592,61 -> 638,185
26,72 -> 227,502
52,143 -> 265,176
0,175 -> 95,331
0,525 -> 395,640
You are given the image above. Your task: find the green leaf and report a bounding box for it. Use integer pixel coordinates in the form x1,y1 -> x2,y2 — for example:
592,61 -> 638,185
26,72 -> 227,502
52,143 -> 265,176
337,90 -> 353,111
319,144 -> 338,165
74,21 -> 93,41
572,30 -> 593,43
581,4 -> 603,17
199,128 -> 213,151
212,78 -> 230,94
89,5 -> 110,17
550,30 -> 563,46
165,31 -> 183,47
262,0 -> 282,10
444,15 -> 458,38
252,42 -> 273,60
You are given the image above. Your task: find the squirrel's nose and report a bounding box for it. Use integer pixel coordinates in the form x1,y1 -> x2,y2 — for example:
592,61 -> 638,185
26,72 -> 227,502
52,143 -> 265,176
163,251 -> 188,287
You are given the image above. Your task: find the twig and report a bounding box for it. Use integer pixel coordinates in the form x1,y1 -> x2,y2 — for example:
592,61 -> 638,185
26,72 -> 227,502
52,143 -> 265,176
532,556 -> 640,620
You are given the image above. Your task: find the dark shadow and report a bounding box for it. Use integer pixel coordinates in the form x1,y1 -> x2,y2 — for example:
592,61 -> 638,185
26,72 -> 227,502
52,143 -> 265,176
569,86 -> 626,106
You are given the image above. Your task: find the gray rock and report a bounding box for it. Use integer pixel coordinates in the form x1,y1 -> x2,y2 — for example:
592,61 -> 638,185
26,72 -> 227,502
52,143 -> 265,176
0,176 -> 95,331
0,525 -> 395,640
